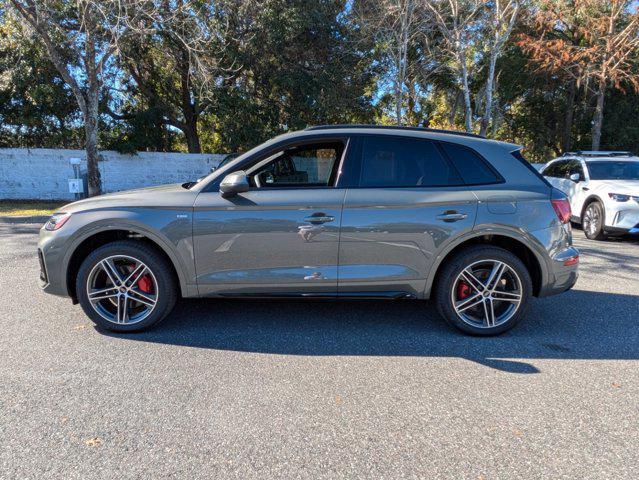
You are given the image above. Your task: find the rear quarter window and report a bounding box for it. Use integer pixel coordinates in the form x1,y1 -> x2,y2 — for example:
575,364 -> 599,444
439,142 -> 502,185
511,150 -> 553,188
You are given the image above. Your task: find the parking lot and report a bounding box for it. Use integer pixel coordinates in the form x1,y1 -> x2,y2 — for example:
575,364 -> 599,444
1,219 -> 638,479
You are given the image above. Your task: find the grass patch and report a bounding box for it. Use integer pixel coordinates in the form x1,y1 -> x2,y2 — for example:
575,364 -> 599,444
0,200 -> 65,217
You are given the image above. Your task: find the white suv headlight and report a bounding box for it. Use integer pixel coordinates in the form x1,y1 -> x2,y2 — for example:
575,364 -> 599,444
608,193 -> 631,202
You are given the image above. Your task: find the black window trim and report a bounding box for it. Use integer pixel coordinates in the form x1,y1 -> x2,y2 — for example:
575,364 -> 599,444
203,135 -> 351,192
343,133 -> 504,190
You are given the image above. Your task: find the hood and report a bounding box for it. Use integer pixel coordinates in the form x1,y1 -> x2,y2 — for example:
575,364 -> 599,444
591,180 -> 639,195
59,183 -> 197,213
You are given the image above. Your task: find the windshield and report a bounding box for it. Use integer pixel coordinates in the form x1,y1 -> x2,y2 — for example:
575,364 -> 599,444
586,161 -> 639,180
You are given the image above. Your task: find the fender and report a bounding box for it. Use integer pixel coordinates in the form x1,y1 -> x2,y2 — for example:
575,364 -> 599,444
422,224 -> 551,299
580,194 -> 605,218
61,215 -> 195,298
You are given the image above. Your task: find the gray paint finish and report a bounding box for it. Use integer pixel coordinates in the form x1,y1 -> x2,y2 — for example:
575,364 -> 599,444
38,126 -> 578,304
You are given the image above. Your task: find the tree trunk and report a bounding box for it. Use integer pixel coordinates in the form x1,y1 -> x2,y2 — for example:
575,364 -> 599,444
479,53 -> 497,136
448,90 -> 461,127
183,117 -> 201,154
395,83 -> 403,126
591,76 -> 606,151
180,51 -> 201,153
85,103 -> 101,197
85,28 -> 101,197
562,78 -> 577,153
460,61 -> 473,133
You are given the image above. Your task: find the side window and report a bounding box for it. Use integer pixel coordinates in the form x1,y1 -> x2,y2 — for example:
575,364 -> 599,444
359,136 -> 462,187
439,142 -> 501,185
250,142 -> 343,187
566,160 -> 584,180
544,161 -> 565,178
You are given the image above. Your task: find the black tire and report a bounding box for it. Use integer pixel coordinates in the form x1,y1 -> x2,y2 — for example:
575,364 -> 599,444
582,201 -> 607,241
76,240 -> 178,332
434,245 -> 532,336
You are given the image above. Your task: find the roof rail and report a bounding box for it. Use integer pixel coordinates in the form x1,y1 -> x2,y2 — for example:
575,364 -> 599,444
305,124 -> 485,139
562,150 -> 633,157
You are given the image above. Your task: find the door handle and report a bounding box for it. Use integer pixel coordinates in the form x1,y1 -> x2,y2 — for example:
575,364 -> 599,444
582,187 -> 590,191
436,211 -> 468,222
304,214 -> 335,224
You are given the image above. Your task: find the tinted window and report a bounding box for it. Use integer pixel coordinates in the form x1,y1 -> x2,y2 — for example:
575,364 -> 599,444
586,161 -> 639,180
543,160 -> 568,178
251,142 -> 342,187
359,136 -> 462,187
511,150 -> 553,188
566,160 -> 584,179
440,142 -> 501,184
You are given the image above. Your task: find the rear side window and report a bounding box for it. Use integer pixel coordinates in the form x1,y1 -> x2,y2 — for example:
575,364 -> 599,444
439,142 -> 501,185
512,150 -> 553,188
359,136 -> 463,187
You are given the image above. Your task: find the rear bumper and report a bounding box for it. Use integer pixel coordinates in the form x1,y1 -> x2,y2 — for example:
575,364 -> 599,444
538,246 -> 579,297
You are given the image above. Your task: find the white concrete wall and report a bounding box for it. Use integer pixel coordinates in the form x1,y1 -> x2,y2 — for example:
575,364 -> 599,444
0,148 -> 225,200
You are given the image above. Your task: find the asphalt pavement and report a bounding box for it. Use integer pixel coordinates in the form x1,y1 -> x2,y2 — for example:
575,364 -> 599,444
1,220 -> 638,479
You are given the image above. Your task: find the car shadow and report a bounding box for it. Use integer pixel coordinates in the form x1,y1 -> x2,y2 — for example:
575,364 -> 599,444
99,288 -> 639,374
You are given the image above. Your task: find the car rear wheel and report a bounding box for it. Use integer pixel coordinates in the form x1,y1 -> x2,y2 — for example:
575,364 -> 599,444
76,240 -> 177,332
582,202 -> 607,240
434,246 -> 532,336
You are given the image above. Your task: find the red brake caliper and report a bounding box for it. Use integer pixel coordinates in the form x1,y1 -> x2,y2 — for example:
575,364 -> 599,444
137,274 -> 154,294
457,281 -> 471,300
125,263 -> 154,294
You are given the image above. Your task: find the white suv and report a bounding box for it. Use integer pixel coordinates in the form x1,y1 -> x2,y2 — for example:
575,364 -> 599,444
541,151 -> 639,240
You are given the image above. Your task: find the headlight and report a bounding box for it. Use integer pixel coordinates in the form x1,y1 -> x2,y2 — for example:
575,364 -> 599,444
608,193 -> 630,202
44,212 -> 71,231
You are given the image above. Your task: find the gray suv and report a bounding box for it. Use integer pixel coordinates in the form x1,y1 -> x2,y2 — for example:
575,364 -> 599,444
38,126 -> 579,335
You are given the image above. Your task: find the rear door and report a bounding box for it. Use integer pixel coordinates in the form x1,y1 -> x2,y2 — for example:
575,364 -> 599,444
337,135 -> 477,297
193,139 -> 348,296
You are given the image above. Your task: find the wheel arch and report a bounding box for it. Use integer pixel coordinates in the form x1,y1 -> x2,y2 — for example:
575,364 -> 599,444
425,230 -> 547,299
580,194 -> 605,221
64,225 -> 190,302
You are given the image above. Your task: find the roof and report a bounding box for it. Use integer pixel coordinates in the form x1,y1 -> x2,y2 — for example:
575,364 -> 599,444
306,124 -> 485,139
295,124 -> 520,151
562,151 -> 634,158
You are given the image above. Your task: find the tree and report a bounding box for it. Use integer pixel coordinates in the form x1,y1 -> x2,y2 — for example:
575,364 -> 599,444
0,9 -> 81,148
212,0 -> 375,151
354,0 -> 424,125
479,0 -> 520,136
426,0 -> 482,132
7,0 -> 136,195
111,0 -> 252,153
520,0 -> 639,151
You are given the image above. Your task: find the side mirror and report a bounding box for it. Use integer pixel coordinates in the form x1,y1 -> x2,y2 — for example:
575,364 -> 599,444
220,171 -> 249,197
569,173 -> 581,183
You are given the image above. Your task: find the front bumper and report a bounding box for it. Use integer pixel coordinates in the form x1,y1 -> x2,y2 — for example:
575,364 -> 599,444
38,226 -> 71,298
605,200 -> 639,232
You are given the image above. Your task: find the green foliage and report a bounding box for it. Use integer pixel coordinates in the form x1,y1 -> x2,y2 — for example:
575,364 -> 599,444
1,0 -> 638,162
0,13 -> 81,148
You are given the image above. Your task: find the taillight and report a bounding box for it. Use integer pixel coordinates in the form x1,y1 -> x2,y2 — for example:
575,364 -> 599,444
551,198 -> 571,224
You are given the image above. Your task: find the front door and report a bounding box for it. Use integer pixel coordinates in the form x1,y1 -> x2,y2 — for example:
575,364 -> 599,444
193,140 -> 347,296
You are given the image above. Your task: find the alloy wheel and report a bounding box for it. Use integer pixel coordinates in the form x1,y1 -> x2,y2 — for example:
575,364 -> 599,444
86,255 -> 159,325
451,259 -> 523,329
583,204 -> 600,237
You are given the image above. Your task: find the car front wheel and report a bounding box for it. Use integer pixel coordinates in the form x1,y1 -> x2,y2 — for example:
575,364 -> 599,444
434,246 -> 532,336
76,240 -> 177,332
582,201 -> 607,240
